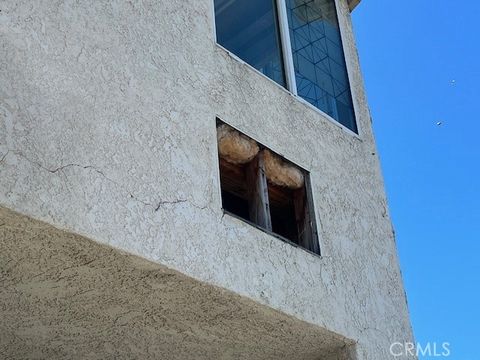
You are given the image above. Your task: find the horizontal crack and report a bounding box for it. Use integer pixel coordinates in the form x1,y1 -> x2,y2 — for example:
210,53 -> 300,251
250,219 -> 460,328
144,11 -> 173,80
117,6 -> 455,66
154,199 -> 188,212
1,150 -> 209,213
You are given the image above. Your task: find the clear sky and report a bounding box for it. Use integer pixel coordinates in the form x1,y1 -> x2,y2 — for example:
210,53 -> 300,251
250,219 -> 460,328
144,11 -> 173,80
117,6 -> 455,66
352,1 -> 479,358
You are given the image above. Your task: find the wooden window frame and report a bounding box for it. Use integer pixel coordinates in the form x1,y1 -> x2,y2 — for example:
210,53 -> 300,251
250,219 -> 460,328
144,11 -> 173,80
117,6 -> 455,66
217,121 -> 320,256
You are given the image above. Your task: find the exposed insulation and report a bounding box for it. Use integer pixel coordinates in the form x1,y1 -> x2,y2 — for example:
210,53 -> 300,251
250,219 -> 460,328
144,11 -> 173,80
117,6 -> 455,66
217,124 -> 259,164
263,150 -> 304,190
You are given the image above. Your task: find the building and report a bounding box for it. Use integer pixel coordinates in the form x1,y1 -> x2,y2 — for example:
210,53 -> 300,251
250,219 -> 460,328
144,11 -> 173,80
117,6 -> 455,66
0,0 -> 415,358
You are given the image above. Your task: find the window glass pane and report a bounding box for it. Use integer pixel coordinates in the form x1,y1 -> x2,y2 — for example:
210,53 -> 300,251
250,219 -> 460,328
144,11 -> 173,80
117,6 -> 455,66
286,0 -> 357,132
214,0 -> 286,87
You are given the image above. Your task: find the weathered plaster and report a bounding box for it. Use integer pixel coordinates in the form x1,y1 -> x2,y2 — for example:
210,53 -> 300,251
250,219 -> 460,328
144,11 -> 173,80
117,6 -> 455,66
0,0 -> 414,358
0,206 -> 354,359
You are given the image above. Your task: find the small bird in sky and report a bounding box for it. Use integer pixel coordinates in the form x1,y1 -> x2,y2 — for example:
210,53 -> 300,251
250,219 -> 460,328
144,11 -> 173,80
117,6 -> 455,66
436,121 -> 443,126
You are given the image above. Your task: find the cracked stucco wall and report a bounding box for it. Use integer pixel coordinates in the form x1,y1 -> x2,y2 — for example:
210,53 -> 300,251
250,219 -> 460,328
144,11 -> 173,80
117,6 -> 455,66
0,0 -> 414,358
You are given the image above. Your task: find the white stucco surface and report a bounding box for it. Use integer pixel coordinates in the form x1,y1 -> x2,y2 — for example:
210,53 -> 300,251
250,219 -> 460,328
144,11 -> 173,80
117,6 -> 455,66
0,0 -> 414,358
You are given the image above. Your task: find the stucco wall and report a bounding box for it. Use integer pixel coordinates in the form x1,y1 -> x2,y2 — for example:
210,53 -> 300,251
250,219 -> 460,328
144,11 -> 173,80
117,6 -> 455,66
1,206 -> 355,360
0,0 -> 414,358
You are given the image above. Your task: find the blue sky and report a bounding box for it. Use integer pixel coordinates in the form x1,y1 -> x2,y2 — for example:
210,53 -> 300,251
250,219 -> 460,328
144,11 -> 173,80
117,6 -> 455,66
352,1 -> 480,358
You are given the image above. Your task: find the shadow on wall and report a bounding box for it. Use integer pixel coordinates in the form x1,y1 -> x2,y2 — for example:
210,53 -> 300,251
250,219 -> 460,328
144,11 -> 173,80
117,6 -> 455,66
0,206 -> 356,360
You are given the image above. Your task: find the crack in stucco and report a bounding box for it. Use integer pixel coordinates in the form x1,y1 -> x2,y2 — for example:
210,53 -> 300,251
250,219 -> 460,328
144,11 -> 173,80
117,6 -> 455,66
153,199 -> 188,212
0,150 -> 10,164
0,150 -> 207,213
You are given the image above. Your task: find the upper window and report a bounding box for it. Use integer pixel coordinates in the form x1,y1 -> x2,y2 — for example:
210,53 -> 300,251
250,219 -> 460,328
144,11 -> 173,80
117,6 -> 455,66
214,0 -> 286,87
214,0 -> 357,133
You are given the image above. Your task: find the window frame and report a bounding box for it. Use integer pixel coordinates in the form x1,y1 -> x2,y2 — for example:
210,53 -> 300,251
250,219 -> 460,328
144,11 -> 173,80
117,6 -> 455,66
211,0 -> 361,138
215,119 -> 321,257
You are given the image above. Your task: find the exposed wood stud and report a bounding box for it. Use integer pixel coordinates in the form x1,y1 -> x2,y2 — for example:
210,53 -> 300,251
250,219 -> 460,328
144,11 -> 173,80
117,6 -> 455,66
247,152 -> 272,231
293,186 -> 308,249
304,174 -> 320,255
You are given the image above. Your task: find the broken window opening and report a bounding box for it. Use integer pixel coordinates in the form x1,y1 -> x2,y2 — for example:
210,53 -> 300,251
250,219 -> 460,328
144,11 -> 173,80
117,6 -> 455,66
219,158 -> 251,221
268,183 -> 299,243
217,120 -> 320,255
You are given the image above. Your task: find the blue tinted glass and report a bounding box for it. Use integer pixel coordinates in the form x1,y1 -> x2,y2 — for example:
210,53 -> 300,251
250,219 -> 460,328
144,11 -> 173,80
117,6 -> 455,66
286,0 -> 357,132
214,0 -> 286,87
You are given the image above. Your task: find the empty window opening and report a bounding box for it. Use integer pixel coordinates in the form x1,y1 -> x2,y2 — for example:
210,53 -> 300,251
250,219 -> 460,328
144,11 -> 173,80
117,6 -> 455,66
268,183 -> 298,242
219,158 -> 251,221
217,120 -> 320,255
